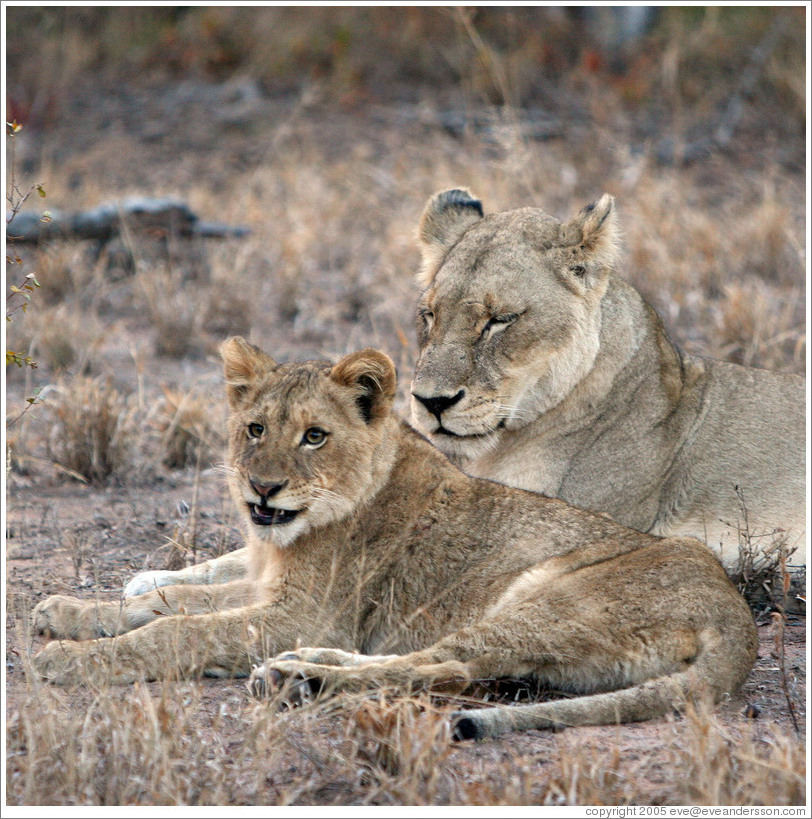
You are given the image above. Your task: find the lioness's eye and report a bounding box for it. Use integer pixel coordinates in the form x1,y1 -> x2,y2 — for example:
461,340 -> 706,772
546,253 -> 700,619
481,313 -> 519,339
302,427 -> 328,447
420,309 -> 435,331
247,422 -> 264,439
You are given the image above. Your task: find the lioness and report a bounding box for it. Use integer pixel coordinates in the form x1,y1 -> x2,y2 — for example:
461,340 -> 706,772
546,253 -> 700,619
32,337 -> 757,739
411,189 -> 806,568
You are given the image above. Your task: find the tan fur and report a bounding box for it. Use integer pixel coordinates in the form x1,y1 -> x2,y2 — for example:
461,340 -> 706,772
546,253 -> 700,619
411,189 -> 806,569
31,339 -> 757,740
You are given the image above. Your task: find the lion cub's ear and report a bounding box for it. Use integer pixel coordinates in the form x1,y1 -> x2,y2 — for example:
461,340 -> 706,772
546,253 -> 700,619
220,336 -> 277,409
558,193 -> 620,275
417,188 -> 483,287
330,349 -> 397,425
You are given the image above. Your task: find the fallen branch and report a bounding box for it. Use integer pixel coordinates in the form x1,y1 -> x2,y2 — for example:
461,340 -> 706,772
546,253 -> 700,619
6,197 -> 250,244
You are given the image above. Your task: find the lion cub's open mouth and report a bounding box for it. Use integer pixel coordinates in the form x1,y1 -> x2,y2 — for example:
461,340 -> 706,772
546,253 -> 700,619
248,503 -> 301,526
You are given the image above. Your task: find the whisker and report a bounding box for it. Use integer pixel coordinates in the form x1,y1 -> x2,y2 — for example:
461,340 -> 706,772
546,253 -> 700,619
495,403 -> 533,423
213,462 -> 238,477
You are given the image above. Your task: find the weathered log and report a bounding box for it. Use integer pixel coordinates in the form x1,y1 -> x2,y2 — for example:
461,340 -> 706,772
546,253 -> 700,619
6,197 -> 250,244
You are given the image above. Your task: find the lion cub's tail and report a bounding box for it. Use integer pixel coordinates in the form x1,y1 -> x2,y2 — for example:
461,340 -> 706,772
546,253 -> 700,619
451,624 -> 757,741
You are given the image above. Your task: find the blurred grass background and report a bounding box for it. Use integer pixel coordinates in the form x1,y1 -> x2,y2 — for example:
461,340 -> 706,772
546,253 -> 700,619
5,3 -> 806,475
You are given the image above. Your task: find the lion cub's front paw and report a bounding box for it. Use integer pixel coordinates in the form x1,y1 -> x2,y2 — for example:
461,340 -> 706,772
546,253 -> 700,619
248,653 -> 323,707
32,595 -> 113,641
31,640 -> 94,686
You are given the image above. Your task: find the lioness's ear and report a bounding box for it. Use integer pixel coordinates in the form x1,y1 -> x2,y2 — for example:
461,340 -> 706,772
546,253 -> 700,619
417,188 -> 483,287
220,336 -> 276,409
330,348 -> 397,425
558,193 -> 620,273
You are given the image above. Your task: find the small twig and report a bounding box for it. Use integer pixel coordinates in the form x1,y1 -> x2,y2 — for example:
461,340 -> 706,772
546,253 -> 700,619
771,609 -> 799,735
771,542 -> 799,734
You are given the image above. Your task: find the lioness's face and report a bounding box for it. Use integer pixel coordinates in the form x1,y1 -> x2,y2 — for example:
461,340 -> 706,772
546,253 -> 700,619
411,191 -> 618,461
221,338 -> 396,547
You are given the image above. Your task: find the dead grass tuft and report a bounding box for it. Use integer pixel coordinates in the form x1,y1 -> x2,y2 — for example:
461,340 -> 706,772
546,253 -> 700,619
714,279 -> 805,371
542,739 -> 630,806
46,376 -> 140,483
151,385 -> 224,470
34,304 -> 103,375
137,266 -> 206,359
6,681 -> 246,805
669,703 -> 805,805
723,487 -> 803,613
345,694 -> 452,801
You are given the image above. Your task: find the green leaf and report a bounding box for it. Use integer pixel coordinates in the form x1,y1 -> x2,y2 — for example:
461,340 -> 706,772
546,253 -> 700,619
36,184 -> 46,198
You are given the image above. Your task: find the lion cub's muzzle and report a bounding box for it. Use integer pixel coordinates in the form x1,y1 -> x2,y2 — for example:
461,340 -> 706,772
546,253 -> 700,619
247,476 -> 303,527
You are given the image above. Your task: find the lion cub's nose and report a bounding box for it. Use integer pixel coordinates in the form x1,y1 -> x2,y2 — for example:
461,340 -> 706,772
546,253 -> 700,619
249,477 -> 288,500
412,389 -> 464,420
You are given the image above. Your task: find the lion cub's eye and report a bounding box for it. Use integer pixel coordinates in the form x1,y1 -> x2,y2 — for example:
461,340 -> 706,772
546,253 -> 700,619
481,313 -> 519,339
247,422 -> 264,439
420,309 -> 435,332
302,427 -> 328,448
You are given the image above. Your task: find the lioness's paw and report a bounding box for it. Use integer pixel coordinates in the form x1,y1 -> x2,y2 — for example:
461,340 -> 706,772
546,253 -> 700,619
32,595 -> 112,641
124,569 -> 178,598
248,657 -> 321,707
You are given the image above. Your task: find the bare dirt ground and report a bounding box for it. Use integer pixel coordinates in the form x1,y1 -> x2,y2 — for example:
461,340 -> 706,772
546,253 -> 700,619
4,8 -> 807,806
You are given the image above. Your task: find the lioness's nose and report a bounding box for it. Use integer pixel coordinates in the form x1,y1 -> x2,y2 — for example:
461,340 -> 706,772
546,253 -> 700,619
249,477 -> 288,500
412,389 -> 464,420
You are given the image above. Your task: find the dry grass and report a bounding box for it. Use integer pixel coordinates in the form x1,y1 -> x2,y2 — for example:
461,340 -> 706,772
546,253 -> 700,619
44,376 -> 140,484
668,703 -> 805,805
6,681 -> 243,805
721,487 -> 804,614
136,266 -> 206,360
5,662 -> 805,806
150,385 -> 224,470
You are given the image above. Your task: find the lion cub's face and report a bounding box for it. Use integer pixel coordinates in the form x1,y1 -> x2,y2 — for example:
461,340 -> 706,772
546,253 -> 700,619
411,189 -> 619,461
221,338 -> 397,548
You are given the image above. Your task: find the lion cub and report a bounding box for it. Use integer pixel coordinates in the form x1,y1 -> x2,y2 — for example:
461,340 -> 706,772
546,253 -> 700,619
411,189 -> 805,570
32,338 -> 757,739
